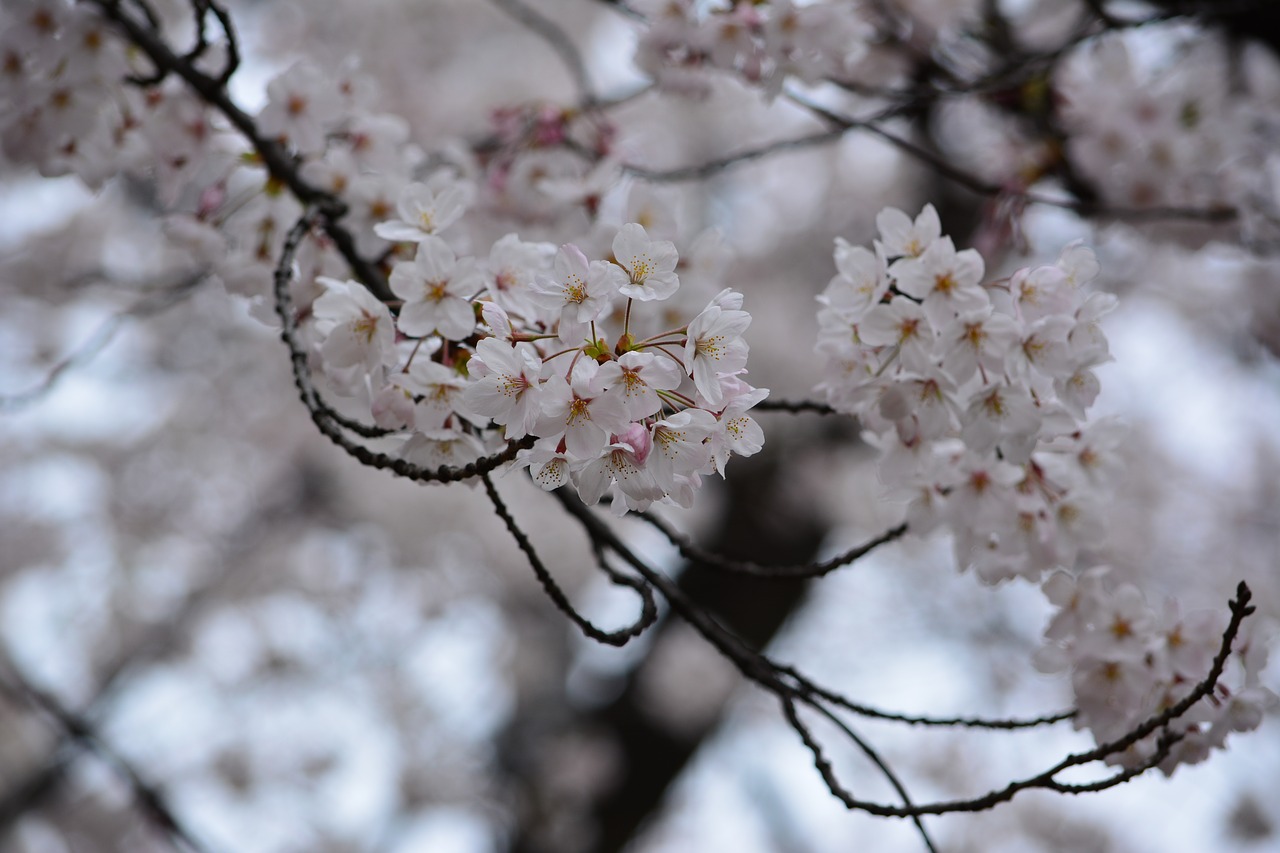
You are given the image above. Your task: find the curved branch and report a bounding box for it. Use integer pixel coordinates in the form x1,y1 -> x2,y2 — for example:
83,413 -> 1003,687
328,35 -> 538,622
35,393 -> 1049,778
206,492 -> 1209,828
553,489 -> 1256,818
785,582 -> 1254,818
272,212 -> 532,483
783,696 -> 936,850
777,660 -> 1077,730
484,473 -> 658,646
784,697 -> 939,853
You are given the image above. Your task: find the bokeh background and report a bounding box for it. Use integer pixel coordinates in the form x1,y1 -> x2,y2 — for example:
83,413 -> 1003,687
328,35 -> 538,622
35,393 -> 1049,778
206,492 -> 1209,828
2,1 -> 1280,851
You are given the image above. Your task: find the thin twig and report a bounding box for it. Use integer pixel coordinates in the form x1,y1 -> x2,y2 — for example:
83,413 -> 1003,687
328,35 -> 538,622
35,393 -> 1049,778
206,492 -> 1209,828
638,512 -> 907,579
784,697 -> 938,853
483,473 -> 658,645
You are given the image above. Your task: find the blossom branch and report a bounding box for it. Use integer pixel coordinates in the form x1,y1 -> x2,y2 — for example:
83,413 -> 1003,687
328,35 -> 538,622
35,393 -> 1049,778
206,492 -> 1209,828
272,212 -> 533,483
553,488 -> 1258,818
88,0 -> 391,299
782,582 -> 1255,818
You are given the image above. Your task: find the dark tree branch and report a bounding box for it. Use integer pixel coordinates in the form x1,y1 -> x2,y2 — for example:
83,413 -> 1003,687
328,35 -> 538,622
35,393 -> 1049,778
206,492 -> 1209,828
780,582 -> 1255,818
638,511 -> 907,580
272,212 -> 534,483
484,472 -> 658,646
783,697 -> 938,853
755,398 -> 839,415
552,488 -> 1256,820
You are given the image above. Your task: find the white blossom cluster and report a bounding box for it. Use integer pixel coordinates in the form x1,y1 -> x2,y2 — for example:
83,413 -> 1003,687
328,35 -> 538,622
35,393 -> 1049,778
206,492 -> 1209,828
1,0 -> 152,184
816,204 -> 1118,585
313,177 -> 766,514
816,205 -> 1276,774
632,0 -> 871,97
1035,567 -> 1274,773
176,57 -> 420,306
0,0 -> 421,312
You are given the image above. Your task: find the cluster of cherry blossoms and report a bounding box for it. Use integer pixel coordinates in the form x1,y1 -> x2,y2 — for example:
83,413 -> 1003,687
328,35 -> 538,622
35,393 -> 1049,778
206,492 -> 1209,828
817,203 -> 1118,585
1035,567 -> 1274,773
1,0 -> 140,182
311,176 -> 765,514
632,0 -> 871,96
815,205 -> 1275,774
0,0 -> 425,312
1055,32 -> 1260,212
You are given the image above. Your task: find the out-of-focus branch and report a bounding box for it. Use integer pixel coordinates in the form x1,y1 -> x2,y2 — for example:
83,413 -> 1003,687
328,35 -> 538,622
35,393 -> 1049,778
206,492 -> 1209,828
755,398 -> 838,415
623,128 -> 850,183
589,0 -> 643,21
0,271 -> 206,412
622,77 -> 1235,224
782,89 -> 1239,224
0,670 -> 211,853
0,458 -> 321,835
488,0 -> 596,106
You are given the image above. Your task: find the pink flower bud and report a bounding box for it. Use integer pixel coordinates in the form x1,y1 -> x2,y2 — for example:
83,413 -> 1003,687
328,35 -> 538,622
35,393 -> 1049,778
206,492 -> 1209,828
616,422 -> 652,466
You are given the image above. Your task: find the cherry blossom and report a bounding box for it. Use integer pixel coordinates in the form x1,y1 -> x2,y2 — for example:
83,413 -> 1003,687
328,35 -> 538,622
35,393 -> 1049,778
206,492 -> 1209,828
312,277 -> 398,375
613,223 -> 680,302
683,289 -> 752,406
258,62 -> 344,155
389,236 -> 483,340
374,174 -> 473,243
461,337 -> 545,440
